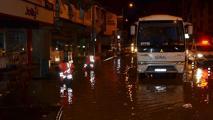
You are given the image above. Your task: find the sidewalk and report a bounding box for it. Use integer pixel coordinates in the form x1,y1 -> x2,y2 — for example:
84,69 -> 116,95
0,55 -> 102,119
0,65 -> 61,119
0,66 -> 20,96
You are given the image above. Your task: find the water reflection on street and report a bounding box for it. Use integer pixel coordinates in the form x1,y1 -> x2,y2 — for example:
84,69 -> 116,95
59,55 -> 213,120
1,54 -> 212,119
60,83 -> 73,105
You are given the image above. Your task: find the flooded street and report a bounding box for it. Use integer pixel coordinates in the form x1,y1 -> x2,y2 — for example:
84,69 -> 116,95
60,54 -> 213,120
1,0 -> 213,120
1,54 -> 213,120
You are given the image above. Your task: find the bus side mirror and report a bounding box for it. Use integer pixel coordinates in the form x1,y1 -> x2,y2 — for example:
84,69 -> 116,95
187,25 -> 193,35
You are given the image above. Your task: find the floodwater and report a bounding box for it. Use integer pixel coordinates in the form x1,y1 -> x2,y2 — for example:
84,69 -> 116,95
1,54 -> 213,120
60,54 -> 213,120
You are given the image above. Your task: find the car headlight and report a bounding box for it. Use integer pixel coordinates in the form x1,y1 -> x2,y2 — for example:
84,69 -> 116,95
195,68 -> 203,81
195,68 -> 208,88
59,72 -> 64,77
90,55 -> 95,63
197,53 -> 204,58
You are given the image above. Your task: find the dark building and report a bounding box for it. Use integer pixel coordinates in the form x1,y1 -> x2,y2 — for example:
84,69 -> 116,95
182,0 -> 213,36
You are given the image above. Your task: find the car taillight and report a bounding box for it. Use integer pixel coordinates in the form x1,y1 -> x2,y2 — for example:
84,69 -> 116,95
199,36 -> 211,46
201,40 -> 210,45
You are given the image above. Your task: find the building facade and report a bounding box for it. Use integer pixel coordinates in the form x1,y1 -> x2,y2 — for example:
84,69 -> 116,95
0,0 -> 117,77
0,0 -> 54,77
182,0 -> 213,36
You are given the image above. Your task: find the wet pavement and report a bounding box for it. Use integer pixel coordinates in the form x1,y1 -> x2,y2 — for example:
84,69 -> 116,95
0,68 -> 61,120
59,54 -> 213,120
1,54 -> 213,120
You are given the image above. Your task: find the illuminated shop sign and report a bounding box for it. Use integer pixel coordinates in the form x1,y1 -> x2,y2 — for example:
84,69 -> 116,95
0,0 -> 54,24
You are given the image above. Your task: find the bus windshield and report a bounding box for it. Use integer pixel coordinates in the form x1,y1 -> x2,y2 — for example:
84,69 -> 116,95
137,21 -> 185,52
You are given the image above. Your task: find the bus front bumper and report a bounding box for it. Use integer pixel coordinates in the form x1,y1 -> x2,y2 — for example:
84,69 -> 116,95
137,63 -> 185,74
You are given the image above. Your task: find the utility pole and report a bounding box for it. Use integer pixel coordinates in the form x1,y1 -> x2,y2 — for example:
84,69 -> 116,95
91,5 -> 96,56
120,2 -> 134,52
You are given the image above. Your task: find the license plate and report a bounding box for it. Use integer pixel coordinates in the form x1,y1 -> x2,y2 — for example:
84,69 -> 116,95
154,68 -> 167,72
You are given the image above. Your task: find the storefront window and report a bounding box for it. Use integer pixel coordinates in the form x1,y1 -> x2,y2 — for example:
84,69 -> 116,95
6,30 -> 27,52
0,32 -> 5,56
0,33 -> 4,49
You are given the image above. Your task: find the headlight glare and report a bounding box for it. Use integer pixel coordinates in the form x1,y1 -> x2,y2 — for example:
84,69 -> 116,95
197,53 -> 204,58
195,68 -> 208,88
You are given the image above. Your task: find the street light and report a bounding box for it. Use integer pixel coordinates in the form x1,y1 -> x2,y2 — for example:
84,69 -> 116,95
117,35 -> 121,39
129,2 -> 134,8
120,2 -> 134,52
122,2 -> 135,22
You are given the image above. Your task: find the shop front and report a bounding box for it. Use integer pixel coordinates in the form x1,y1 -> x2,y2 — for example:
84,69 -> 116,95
0,0 -> 54,78
51,21 -> 91,66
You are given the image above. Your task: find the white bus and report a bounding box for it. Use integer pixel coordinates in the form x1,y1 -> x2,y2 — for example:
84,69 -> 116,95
136,15 -> 188,76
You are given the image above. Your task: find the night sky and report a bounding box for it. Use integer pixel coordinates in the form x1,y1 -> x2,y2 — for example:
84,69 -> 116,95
100,0 -> 181,22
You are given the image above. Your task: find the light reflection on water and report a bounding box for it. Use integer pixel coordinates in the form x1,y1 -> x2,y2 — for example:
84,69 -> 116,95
123,64 -> 137,119
67,88 -> 73,104
116,58 -> 121,73
84,70 -> 96,89
124,71 -> 134,103
60,56 -> 213,120
60,84 -> 74,105
154,85 -> 167,92
90,70 -> 95,90
131,56 -> 134,68
121,56 -> 185,120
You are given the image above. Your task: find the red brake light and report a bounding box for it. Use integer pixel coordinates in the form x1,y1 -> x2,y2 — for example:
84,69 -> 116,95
201,40 -> 210,45
199,36 -> 211,46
